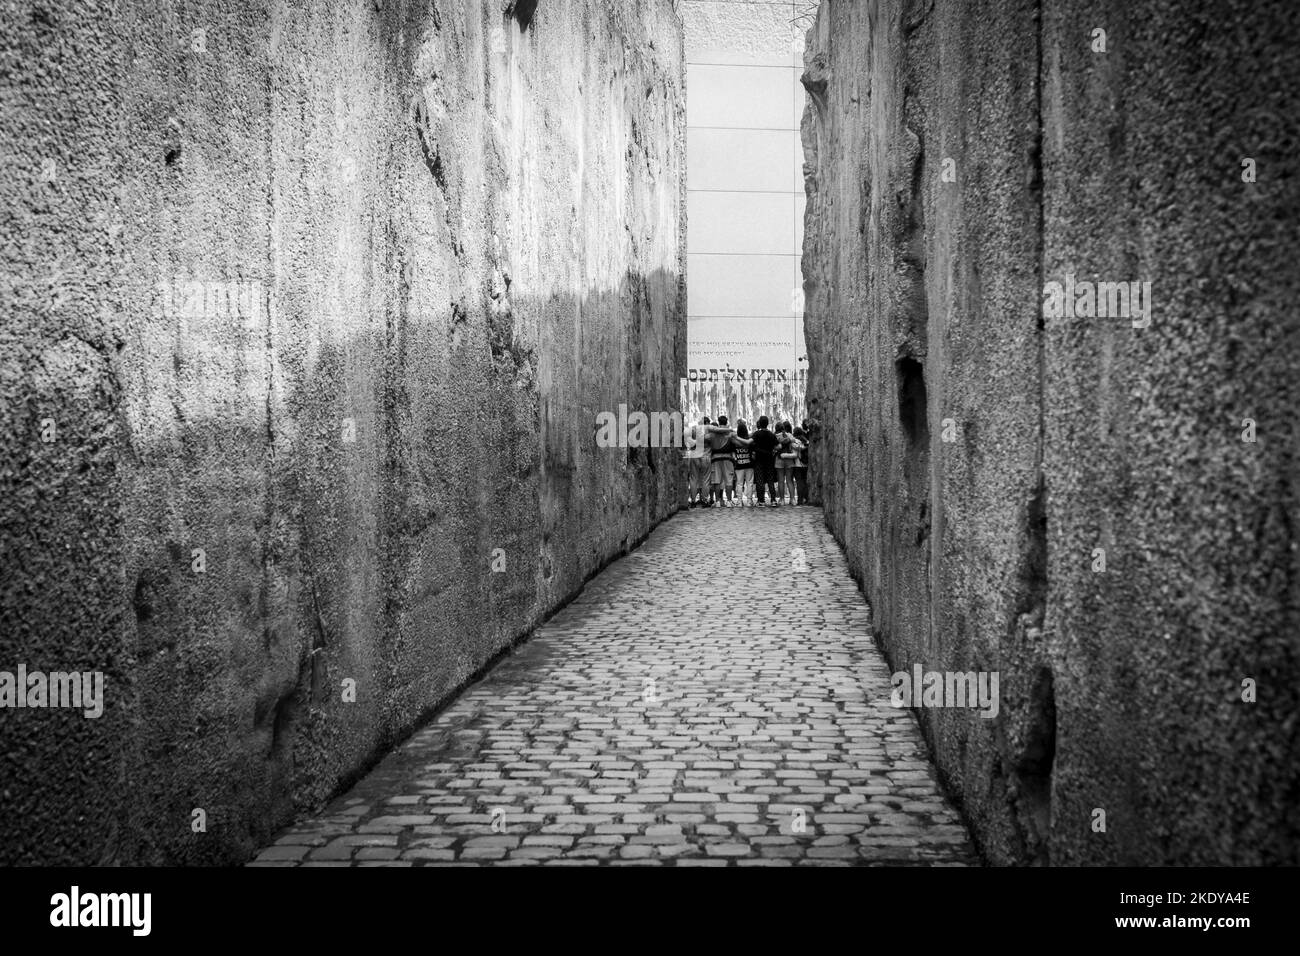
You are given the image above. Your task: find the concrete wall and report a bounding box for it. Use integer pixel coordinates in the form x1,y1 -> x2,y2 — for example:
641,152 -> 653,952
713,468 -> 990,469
801,0 -> 1299,864
683,0 -> 805,370
0,0 -> 685,865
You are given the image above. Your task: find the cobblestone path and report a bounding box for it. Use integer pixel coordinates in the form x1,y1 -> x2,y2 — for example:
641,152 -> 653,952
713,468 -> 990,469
251,506 -> 979,866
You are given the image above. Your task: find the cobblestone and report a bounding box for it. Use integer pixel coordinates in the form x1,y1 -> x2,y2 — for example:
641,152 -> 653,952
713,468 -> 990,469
252,508 -> 979,867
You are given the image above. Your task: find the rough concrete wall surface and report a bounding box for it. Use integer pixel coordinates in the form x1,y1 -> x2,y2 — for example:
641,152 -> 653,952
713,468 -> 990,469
0,0 -> 685,865
801,0 -> 1299,864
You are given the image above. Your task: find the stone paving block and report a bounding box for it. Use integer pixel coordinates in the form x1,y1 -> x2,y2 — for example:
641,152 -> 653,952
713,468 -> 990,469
249,510 -> 977,868
256,846 -> 310,862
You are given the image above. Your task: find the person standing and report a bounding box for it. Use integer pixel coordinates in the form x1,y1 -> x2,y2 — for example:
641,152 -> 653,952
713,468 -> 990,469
705,415 -> 737,507
749,416 -> 779,507
683,416 -> 711,507
792,425 -> 810,505
732,421 -> 755,506
780,424 -> 805,504
773,421 -> 795,504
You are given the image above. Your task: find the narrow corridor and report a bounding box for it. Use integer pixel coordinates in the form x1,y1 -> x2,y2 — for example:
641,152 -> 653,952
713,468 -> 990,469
251,508 -> 977,867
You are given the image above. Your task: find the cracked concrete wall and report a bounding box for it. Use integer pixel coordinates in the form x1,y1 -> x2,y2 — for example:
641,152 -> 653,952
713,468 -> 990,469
801,0 -> 1299,864
1,0 -> 685,865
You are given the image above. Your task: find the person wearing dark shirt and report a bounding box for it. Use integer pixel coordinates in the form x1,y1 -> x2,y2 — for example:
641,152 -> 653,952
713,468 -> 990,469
773,421 -> 795,504
748,416 -> 779,506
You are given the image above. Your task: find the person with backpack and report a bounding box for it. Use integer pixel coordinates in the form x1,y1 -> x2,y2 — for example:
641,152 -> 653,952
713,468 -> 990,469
773,421 -> 799,505
792,425 -> 810,505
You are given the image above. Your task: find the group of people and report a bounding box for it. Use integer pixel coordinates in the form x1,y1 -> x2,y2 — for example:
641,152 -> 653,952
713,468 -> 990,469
683,414 -> 812,508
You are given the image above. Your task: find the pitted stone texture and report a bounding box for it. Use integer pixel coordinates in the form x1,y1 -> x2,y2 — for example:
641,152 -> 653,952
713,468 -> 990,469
1,0 -> 685,865
801,0 -> 1300,865
253,507 -> 978,867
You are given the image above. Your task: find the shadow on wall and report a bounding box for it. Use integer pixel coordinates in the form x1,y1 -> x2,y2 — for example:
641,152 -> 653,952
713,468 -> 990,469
801,0 -> 1300,865
0,267 -> 684,866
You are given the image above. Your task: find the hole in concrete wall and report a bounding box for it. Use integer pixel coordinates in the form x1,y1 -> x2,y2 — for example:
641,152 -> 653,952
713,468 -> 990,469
1016,475 -> 1048,617
133,572 -> 159,623
488,304 -> 514,361
507,0 -> 538,31
164,147 -> 181,167
1014,664 -> 1057,862
412,99 -> 446,193
896,356 -> 928,447
270,691 -> 297,758
449,300 -> 468,352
